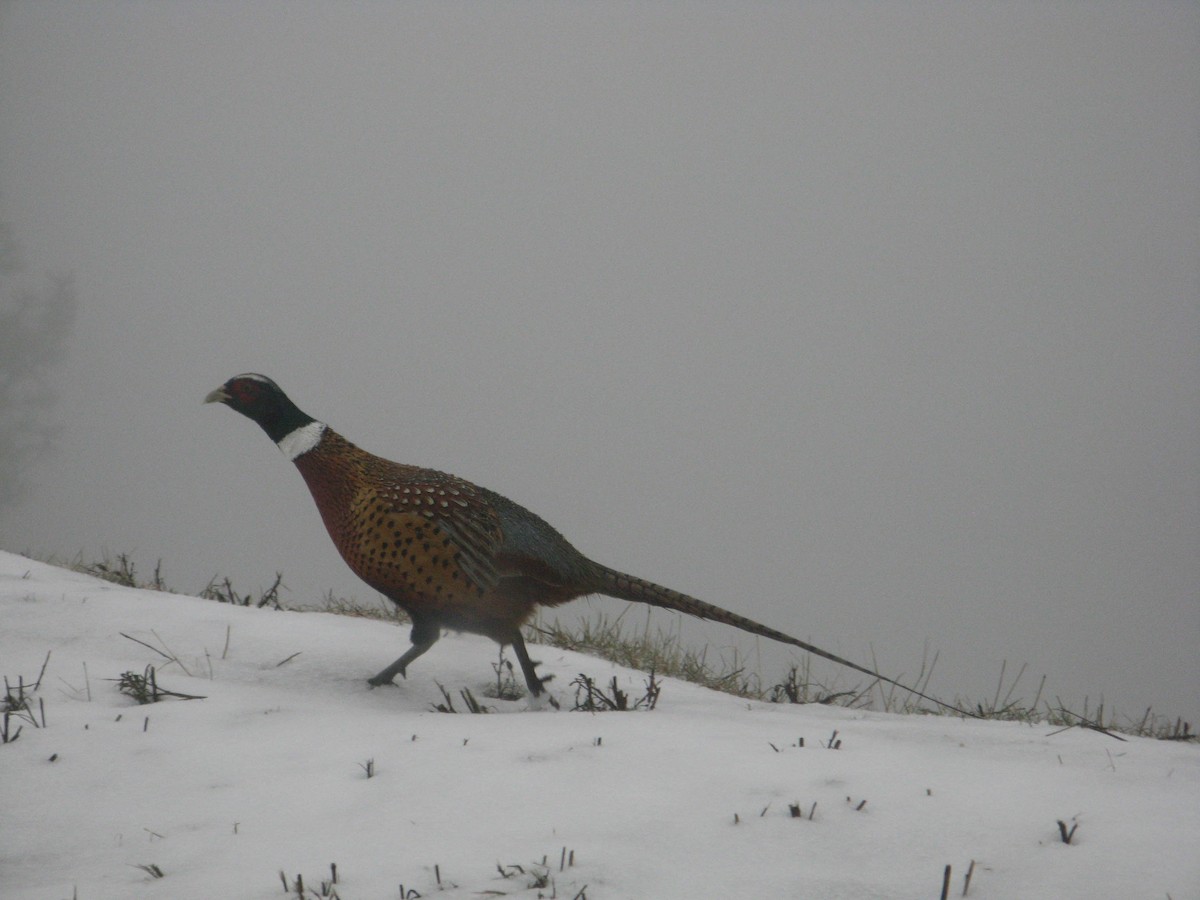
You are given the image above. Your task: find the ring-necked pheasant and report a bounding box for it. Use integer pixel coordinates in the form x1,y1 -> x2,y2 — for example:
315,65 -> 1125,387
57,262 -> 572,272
206,374 -> 966,714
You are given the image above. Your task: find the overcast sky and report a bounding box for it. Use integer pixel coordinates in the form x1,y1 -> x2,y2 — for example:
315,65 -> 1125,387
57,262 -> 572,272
1,2 -> 1196,723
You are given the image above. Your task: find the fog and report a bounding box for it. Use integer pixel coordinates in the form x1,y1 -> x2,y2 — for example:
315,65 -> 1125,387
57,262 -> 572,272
1,3 -> 1196,722
0,224 -> 77,507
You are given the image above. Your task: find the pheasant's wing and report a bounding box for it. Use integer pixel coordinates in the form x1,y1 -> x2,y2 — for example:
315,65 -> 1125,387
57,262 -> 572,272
375,469 -> 504,593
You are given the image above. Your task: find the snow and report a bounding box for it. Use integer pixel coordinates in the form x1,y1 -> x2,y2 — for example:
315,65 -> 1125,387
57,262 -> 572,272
2,550 -> 1197,900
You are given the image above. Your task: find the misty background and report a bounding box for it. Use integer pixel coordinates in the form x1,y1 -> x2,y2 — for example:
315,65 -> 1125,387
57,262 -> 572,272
1,3 -> 1196,722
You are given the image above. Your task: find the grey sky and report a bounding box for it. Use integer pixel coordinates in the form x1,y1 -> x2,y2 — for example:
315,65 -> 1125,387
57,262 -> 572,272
1,2 -> 1196,722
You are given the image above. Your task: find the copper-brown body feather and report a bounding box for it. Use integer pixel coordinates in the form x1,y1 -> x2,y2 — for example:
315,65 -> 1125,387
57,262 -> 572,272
293,429 -> 584,644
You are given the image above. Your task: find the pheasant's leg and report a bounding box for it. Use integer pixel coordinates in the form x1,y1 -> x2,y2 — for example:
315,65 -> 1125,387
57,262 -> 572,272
509,632 -> 554,697
368,616 -> 440,686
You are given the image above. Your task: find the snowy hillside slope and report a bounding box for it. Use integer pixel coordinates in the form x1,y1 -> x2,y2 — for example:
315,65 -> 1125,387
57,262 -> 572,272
2,551 -> 1197,899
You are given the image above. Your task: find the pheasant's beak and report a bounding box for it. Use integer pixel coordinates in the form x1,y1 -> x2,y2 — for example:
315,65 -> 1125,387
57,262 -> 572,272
204,386 -> 231,404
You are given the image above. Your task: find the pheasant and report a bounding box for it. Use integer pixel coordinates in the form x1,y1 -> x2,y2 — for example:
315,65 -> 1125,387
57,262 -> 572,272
206,373 -> 967,714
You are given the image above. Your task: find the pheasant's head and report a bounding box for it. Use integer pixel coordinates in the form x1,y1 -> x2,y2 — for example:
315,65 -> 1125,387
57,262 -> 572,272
205,373 -> 317,447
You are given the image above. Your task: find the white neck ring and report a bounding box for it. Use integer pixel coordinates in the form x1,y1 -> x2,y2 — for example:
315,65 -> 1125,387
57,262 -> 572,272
277,421 -> 327,460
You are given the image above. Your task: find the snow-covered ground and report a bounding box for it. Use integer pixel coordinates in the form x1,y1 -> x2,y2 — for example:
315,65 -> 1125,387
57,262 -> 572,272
2,550 -> 1196,900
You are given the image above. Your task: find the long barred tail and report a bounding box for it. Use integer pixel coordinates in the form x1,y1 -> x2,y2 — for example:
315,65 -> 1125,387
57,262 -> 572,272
592,563 -> 973,717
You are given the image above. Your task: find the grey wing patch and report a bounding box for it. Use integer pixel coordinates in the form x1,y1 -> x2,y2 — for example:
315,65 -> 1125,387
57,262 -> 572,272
480,487 -> 593,586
